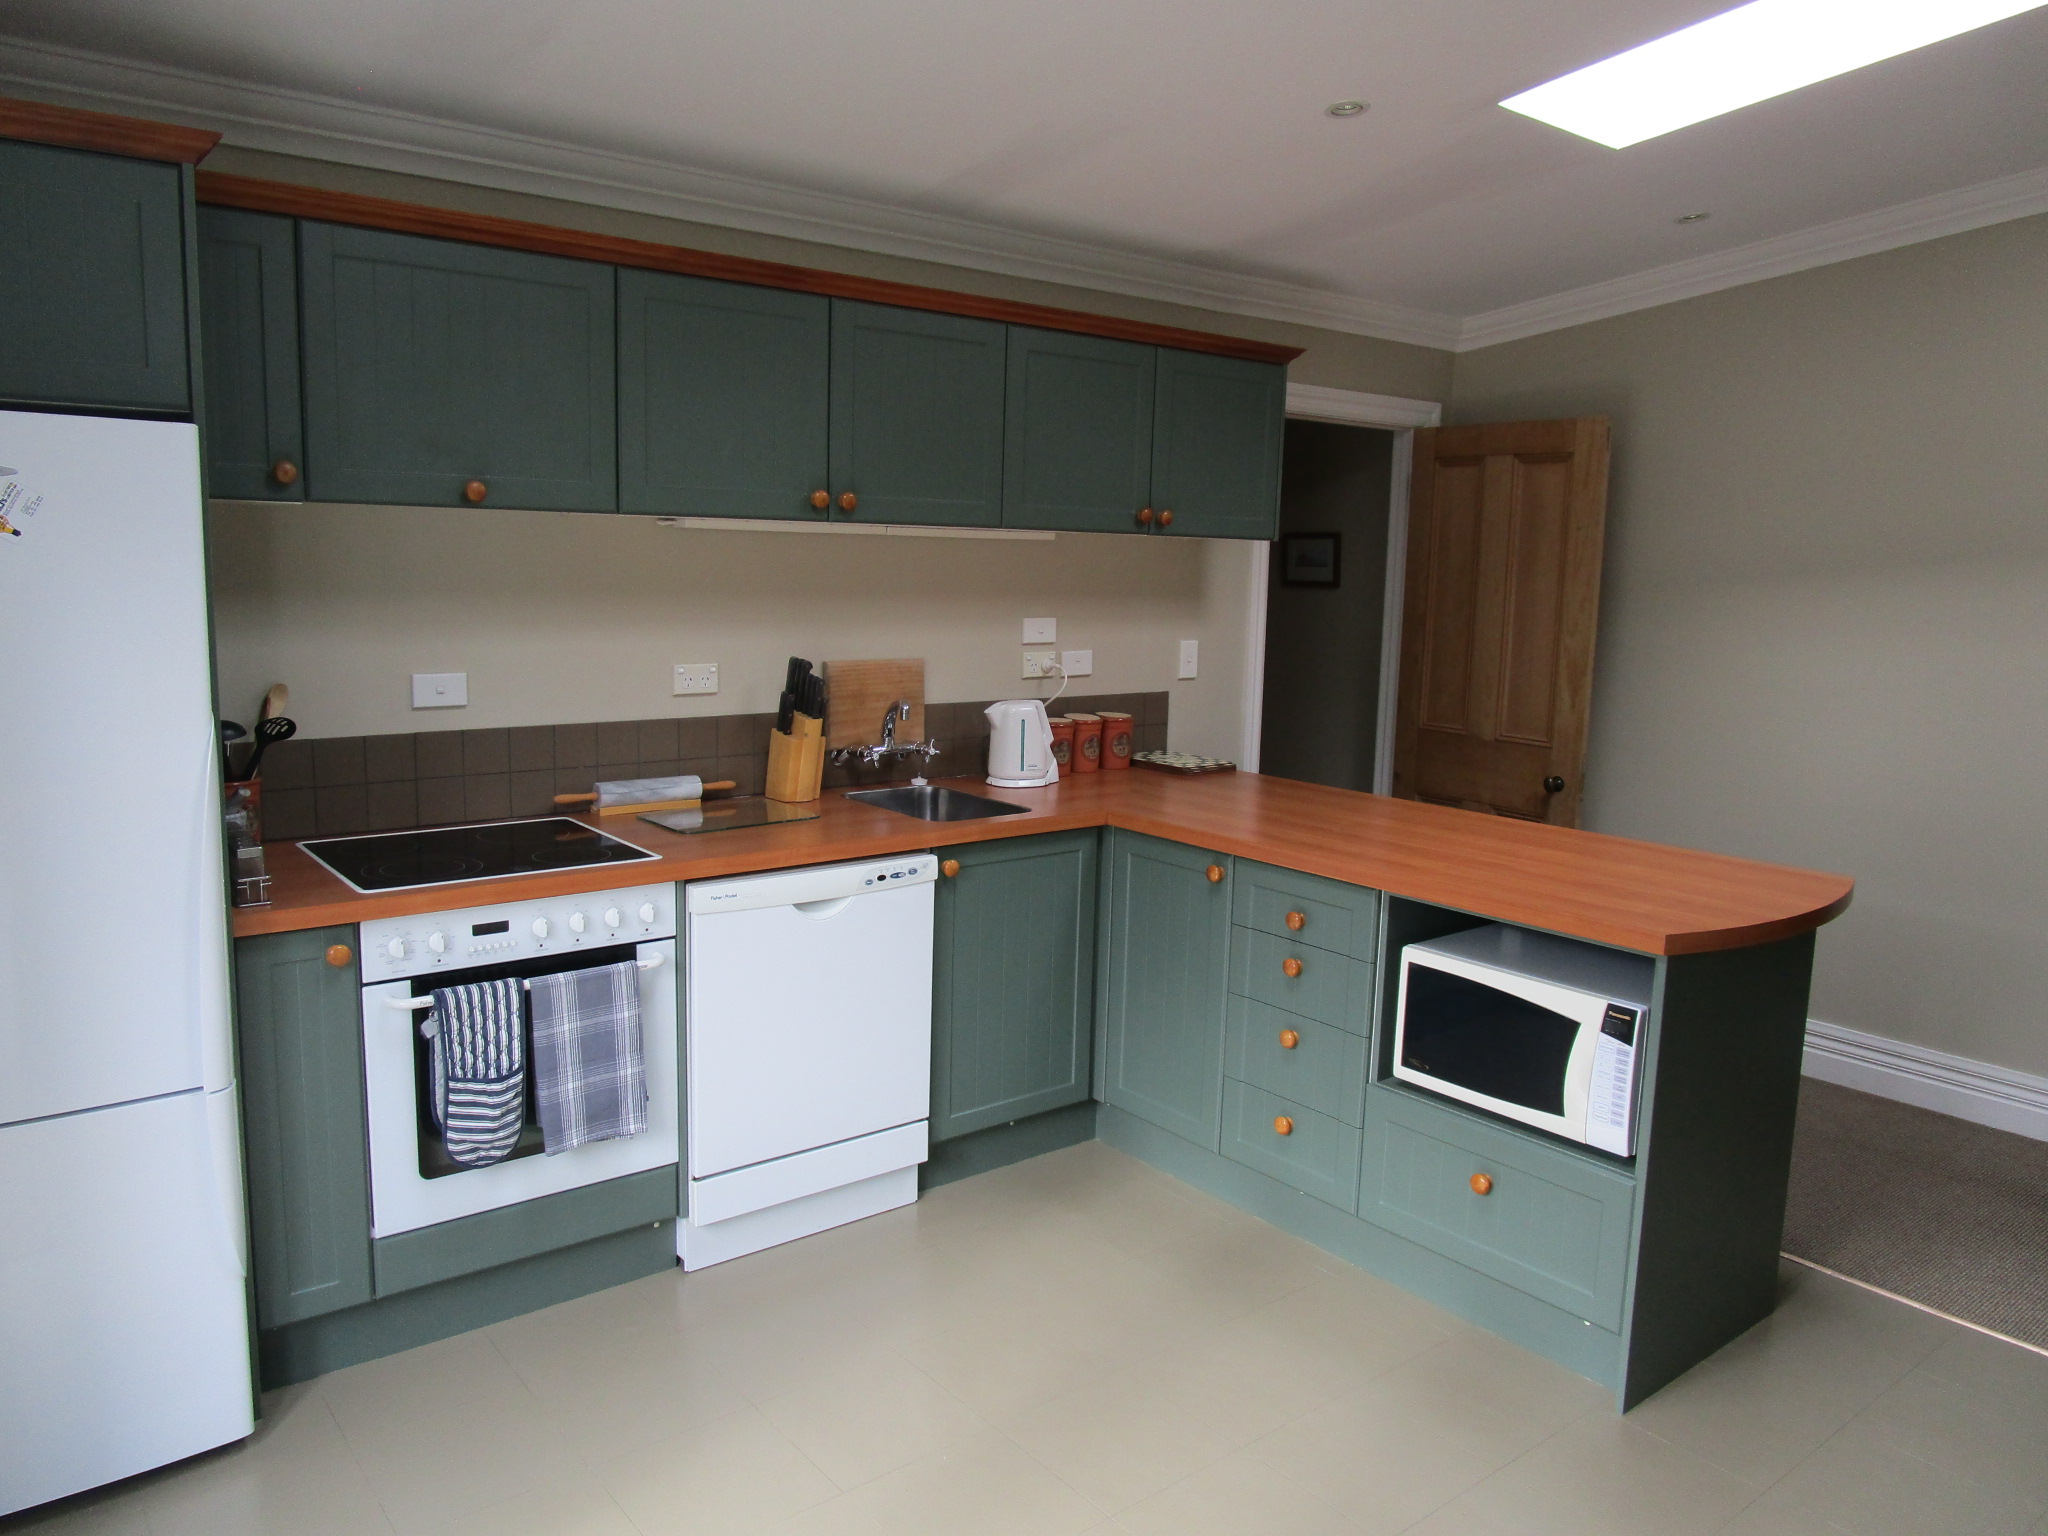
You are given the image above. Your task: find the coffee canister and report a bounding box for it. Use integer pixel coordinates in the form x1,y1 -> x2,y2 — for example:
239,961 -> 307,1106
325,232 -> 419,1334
1068,713 -> 1103,773
1098,711 -> 1134,770
1048,716 -> 1075,776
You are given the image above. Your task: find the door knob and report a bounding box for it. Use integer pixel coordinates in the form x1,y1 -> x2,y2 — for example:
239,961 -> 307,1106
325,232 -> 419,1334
463,479 -> 488,503
1136,506 -> 1155,527
1206,864 -> 1224,883
1285,910 -> 1306,931
1273,1116 -> 1294,1136
1278,1029 -> 1299,1050
271,459 -> 299,486
1281,957 -> 1304,979
1543,776 -> 1566,794
940,859 -> 960,878
809,489 -> 830,510
1470,1172 -> 1494,1196
325,943 -> 353,968
1157,508 -> 1174,529
838,491 -> 858,512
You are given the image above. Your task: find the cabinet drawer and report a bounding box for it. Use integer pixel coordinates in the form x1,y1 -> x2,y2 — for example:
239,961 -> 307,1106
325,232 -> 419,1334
1230,927 -> 1372,1033
1226,997 -> 1367,1126
1361,1086 -> 1634,1329
1232,861 -> 1379,960
1223,1080 -> 1360,1212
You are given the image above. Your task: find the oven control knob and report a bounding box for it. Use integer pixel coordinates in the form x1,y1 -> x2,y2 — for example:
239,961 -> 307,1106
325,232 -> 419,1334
427,931 -> 447,954
531,918 -> 551,940
384,937 -> 406,960
569,912 -> 587,934
638,902 -> 657,924
604,907 -> 621,928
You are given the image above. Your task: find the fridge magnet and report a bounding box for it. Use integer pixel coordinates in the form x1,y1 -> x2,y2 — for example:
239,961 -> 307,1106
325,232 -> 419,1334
0,471 -> 43,538
1279,532 -> 1340,587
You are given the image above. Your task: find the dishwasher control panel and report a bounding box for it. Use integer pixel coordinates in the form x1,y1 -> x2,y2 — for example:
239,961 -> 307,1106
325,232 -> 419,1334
358,880 -> 674,980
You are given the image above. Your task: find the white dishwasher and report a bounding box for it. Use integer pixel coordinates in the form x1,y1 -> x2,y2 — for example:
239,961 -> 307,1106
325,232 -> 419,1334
680,852 -> 936,1269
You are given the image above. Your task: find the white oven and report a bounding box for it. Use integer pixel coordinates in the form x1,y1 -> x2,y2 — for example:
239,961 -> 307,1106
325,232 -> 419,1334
1393,924 -> 1654,1157
357,882 -> 679,1237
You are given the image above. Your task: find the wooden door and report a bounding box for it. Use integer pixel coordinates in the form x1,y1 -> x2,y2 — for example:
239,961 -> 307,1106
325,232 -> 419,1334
828,300 -> 1005,526
1392,418 -> 1610,824
1148,349 -> 1286,540
1001,328 -> 1155,533
930,829 -> 1099,1141
198,207 -> 304,500
299,222 -> 616,510
617,269 -> 829,519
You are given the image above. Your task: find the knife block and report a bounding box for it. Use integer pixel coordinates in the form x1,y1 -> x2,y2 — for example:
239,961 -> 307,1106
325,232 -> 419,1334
765,713 -> 826,804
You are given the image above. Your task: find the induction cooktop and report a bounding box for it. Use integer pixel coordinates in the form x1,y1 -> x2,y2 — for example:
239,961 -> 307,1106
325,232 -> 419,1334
299,817 -> 660,893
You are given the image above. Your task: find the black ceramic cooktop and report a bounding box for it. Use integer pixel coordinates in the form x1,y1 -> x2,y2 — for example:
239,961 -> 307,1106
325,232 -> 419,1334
299,817 -> 659,893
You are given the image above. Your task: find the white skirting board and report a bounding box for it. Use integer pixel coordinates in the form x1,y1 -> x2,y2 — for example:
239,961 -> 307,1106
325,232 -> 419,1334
1803,1019 -> 2048,1144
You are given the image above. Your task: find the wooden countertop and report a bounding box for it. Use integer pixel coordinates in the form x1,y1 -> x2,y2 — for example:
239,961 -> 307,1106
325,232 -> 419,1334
233,771 -> 1852,955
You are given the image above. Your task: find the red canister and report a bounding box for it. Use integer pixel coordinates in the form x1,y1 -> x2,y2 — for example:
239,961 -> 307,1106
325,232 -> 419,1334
1098,711 -> 1133,770
1048,716 -> 1075,777
1069,714 -> 1103,773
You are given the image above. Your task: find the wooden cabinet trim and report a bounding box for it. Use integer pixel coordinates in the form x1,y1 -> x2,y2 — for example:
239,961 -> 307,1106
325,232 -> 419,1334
0,95 -> 220,164
195,171 -> 1303,367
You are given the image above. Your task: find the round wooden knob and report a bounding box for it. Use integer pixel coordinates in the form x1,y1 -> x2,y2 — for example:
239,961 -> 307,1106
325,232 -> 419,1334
1278,1029 -> 1300,1050
1281,956 -> 1304,979
1157,508 -> 1174,528
838,491 -> 858,512
271,458 -> 299,486
463,479 -> 488,503
325,944 -> 353,968
809,489 -> 830,509
1285,910 -> 1306,931
1273,1115 -> 1294,1136
1470,1173 -> 1494,1196
1136,506 -> 1155,526
941,859 -> 960,878
1205,865 -> 1224,883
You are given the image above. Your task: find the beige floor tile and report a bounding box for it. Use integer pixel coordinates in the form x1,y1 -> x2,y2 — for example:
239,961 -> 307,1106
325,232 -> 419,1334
1711,1496 -> 1848,1536
755,1354 -> 987,1490
420,1472 -> 640,1536
760,1431 -> 1103,1536
1113,1447 -> 1360,1536
1854,1365 -> 2048,1508
998,1370 -> 1255,1514
1405,1413 -> 1758,1536
1130,1215 -> 1335,1319
314,1330 -> 535,1442
137,1386 -> 393,1536
895,1301 -> 1129,1420
591,1405 -> 839,1536
1,1492 -> 156,1535
1917,1327 -> 2048,1420
333,1396 -> 588,1536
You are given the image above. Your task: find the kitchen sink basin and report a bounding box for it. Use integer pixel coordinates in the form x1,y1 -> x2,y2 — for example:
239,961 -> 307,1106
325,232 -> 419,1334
845,786 -> 1031,822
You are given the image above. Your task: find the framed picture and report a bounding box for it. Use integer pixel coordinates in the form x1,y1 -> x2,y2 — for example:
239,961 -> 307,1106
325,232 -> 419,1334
1279,532 -> 1341,587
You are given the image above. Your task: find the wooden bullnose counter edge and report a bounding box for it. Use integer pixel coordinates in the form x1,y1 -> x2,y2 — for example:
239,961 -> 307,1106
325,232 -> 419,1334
233,772 -> 1852,956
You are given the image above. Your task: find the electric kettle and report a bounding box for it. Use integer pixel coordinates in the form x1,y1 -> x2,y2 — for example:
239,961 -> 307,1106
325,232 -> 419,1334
985,699 -> 1059,787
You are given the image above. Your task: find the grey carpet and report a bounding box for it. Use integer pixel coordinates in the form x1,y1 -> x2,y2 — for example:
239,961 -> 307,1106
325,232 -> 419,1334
1783,1077 -> 2048,1350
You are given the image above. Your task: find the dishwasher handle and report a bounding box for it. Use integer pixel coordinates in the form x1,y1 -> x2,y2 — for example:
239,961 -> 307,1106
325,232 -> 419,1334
791,895 -> 856,920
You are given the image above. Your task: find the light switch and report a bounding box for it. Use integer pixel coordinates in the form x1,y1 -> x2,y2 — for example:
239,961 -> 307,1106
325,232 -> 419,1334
1061,649 -> 1094,677
1023,617 -> 1057,644
1178,640 -> 1199,680
673,663 -> 719,696
411,672 -> 468,709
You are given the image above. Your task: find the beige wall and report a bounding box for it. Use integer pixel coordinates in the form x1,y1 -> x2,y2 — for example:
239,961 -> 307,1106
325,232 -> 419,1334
203,147 -> 1450,762
1448,213 -> 2048,1078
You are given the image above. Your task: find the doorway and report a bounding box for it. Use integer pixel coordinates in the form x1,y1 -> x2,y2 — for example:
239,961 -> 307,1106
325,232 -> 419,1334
1257,419 -> 1397,792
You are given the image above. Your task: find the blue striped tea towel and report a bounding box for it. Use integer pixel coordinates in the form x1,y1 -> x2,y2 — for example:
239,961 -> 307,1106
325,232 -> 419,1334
527,961 -> 648,1155
426,978 -> 527,1167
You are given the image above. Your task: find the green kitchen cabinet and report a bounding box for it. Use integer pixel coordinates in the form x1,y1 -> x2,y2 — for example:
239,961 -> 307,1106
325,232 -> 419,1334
931,830 -> 1100,1140
234,928 -> 374,1329
1001,327 -> 1155,533
1098,831 -> 1234,1149
0,140 -> 191,413
298,222 -> 616,509
198,207 -> 304,500
829,300 -> 1006,526
618,270 -> 829,519
1149,349 -> 1285,540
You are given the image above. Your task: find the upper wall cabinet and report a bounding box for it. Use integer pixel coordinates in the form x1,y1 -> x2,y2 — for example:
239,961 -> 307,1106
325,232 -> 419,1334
1001,328 -> 1156,534
0,141 -> 190,414
299,223 -> 617,511
618,270 -> 829,519
1149,350 -> 1285,540
829,301 -> 1006,527
198,207 -> 303,500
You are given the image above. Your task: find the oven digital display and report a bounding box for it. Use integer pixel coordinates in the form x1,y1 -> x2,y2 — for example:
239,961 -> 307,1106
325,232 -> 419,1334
471,920 -> 510,936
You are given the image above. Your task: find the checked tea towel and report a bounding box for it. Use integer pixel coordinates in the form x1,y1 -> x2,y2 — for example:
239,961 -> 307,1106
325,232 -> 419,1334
426,978 -> 527,1167
527,961 -> 648,1155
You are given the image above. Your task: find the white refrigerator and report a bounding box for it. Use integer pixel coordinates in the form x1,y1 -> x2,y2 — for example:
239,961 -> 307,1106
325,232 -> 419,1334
0,409 -> 254,1515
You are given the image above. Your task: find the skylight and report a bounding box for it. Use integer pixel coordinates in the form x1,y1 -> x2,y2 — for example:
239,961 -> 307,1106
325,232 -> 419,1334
1501,0 -> 2048,148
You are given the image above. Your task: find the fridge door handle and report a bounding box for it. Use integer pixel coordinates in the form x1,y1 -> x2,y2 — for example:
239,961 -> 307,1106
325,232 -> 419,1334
205,1084 -> 249,1277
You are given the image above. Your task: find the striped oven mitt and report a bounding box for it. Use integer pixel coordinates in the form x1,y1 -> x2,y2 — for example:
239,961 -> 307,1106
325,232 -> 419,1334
426,978 -> 527,1167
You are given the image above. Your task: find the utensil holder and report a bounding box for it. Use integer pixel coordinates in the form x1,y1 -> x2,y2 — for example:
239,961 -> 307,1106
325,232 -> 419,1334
765,714 -> 826,804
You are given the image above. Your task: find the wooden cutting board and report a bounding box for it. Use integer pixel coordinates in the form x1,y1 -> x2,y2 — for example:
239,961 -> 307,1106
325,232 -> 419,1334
825,659 -> 924,749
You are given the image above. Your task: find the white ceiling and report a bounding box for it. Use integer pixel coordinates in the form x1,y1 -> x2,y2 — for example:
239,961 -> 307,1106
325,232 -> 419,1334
5,0 -> 2047,348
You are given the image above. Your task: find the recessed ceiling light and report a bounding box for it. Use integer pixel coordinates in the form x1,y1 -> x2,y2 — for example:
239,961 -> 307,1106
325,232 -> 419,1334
1676,211 -> 1711,223
1325,100 -> 1369,118
1501,0 -> 2048,149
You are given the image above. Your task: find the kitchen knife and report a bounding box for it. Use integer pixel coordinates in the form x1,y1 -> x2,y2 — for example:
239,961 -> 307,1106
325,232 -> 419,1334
776,689 -> 796,734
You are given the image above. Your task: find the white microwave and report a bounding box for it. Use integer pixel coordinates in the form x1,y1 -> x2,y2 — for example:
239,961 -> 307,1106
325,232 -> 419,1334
1393,925 -> 1654,1157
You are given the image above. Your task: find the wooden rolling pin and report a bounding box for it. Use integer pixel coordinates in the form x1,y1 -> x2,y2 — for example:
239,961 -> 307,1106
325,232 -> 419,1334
554,775 -> 736,817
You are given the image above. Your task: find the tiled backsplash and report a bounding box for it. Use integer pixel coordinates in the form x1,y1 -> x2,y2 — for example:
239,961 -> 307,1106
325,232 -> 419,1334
247,693 -> 1169,842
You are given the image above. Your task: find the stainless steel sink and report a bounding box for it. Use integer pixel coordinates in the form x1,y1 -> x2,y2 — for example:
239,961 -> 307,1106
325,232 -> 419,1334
844,785 -> 1030,822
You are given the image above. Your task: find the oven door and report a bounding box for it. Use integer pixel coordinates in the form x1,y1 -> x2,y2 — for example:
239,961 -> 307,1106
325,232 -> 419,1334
1391,952 -> 1604,1143
361,937 -> 678,1238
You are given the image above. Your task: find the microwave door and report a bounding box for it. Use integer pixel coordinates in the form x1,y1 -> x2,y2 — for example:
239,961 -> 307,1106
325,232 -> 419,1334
1398,965 -> 1584,1131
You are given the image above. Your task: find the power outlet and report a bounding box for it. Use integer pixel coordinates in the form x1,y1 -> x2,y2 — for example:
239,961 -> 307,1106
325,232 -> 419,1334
1178,640 -> 1199,680
1022,617 -> 1057,644
1060,649 -> 1094,677
672,663 -> 719,696
1021,649 -> 1057,679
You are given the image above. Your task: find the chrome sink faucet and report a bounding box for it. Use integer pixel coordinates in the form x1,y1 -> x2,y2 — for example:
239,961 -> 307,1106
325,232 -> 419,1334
831,699 -> 940,769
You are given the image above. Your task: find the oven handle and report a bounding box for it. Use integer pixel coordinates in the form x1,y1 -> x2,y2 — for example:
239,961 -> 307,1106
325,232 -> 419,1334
381,950 -> 666,1009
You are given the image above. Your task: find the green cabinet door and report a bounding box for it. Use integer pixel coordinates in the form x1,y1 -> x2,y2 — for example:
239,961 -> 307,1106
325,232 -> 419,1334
618,269 -> 829,519
1149,350 -> 1285,540
198,207 -> 304,500
1099,831 -> 1233,1149
829,300 -> 1005,526
299,222 -> 616,509
1001,327 -> 1154,533
0,141 -> 190,413
931,829 -> 1099,1141
234,928 -> 374,1328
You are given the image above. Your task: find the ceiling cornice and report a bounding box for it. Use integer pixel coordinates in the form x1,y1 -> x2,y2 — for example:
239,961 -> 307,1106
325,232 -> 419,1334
0,36 -> 1465,350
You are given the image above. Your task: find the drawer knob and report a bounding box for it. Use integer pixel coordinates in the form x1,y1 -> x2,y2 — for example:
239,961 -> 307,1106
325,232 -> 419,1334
1285,910 -> 1306,931
1136,506 -> 1155,526
1273,1115 -> 1294,1136
270,458 -> 299,486
1281,956 -> 1304,979
463,479 -> 488,503
1157,508 -> 1174,529
940,859 -> 960,878
809,489 -> 830,510
838,491 -> 859,512
1470,1172 -> 1494,1196
1206,864 -> 1224,884
1278,1029 -> 1300,1050
325,943 -> 353,968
